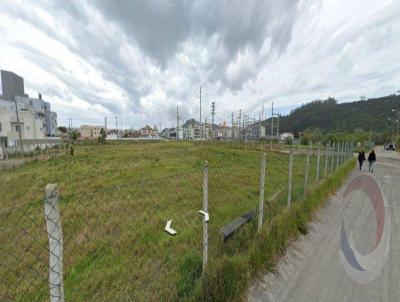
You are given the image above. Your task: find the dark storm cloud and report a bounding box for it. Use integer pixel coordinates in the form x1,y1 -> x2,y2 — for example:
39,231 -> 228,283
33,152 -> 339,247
2,0 -> 301,114
94,0 -> 300,70
94,0 -> 191,66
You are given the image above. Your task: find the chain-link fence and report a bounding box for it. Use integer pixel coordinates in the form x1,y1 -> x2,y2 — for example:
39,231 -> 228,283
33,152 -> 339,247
0,141 -> 355,301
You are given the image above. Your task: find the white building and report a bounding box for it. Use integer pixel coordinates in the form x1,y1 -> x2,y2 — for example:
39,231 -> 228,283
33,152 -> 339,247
0,70 -> 58,145
79,125 -> 103,139
280,132 -> 294,141
0,100 -> 46,146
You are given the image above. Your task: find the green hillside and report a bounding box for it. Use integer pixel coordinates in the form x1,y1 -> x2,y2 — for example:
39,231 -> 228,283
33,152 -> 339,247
271,94 -> 400,135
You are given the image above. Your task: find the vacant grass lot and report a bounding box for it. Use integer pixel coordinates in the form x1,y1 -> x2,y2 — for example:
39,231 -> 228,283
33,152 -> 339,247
0,141 -> 337,301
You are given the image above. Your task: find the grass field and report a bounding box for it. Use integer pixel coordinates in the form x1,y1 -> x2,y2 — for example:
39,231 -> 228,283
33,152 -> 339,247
0,141 -> 349,301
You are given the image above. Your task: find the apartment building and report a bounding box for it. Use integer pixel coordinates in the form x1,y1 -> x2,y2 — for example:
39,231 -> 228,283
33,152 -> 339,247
0,70 -> 58,145
139,125 -> 159,138
0,99 -> 46,146
79,125 -> 103,139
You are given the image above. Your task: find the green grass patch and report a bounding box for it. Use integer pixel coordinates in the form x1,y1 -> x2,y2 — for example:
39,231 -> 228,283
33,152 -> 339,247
0,141 -> 354,301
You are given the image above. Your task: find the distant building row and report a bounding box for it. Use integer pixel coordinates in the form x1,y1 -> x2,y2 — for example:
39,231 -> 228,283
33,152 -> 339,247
0,70 -> 57,146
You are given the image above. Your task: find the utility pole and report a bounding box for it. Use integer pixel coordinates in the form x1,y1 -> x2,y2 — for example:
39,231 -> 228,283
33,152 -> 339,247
68,118 -> 73,143
12,98 -> 23,154
68,118 -> 71,143
211,102 -> 215,140
115,116 -> 118,140
199,86 -> 202,140
276,112 -> 280,139
104,117 -> 107,135
262,104 -> 265,121
231,112 -> 234,140
238,109 -> 242,141
176,106 -> 179,140
271,102 -> 274,138
242,113 -> 246,141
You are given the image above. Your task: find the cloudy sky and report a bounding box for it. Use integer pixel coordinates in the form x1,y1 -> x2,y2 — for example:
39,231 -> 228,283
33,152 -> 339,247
0,0 -> 399,129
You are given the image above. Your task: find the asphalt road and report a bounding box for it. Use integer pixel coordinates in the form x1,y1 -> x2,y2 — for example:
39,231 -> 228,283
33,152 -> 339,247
248,146 -> 400,302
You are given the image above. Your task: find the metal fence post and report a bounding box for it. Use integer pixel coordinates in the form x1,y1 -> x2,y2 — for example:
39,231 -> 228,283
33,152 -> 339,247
336,142 -> 340,169
44,184 -> 64,302
347,141 -> 350,160
304,146 -> 310,197
202,161 -> 208,274
316,142 -> 321,181
331,142 -> 335,173
258,153 -> 267,232
342,141 -> 345,164
287,152 -> 293,208
324,143 -> 328,177
350,142 -> 353,160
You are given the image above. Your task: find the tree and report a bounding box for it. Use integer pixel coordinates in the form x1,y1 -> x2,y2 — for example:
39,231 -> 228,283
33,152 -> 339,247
58,126 -> 67,133
98,128 -> 107,144
69,131 -> 79,141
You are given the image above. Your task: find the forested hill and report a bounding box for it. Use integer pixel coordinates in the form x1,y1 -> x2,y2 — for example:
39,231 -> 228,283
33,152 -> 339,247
275,94 -> 400,133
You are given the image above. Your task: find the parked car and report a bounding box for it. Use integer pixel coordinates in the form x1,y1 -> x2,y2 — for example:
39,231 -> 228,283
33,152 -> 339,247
384,143 -> 396,151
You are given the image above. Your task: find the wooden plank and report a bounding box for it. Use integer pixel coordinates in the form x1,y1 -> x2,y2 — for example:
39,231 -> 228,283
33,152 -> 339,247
220,187 -> 285,241
220,209 -> 257,240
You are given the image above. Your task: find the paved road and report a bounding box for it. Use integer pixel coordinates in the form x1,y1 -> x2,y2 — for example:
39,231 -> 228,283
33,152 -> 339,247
248,146 -> 400,302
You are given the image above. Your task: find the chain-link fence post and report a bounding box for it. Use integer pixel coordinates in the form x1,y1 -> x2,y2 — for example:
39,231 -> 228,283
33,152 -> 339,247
258,153 -> 267,232
316,142 -> 321,182
342,142 -> 345,164
347,142 -> 352,160
336,142 -> 340,169
287,151 -> 293,208
202,161 -> 208,275
331,142 -> 335,173
324,143 -> 328,178
304,146 -> 310,197
44,184 -> 64,302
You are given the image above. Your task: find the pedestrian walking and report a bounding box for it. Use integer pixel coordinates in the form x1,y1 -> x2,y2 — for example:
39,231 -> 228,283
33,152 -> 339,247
358,150 -> 366,170
368,149 -> 376,172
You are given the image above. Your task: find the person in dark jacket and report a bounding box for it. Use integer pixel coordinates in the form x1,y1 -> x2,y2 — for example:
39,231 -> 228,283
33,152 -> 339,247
368,149 -> 376,172
358,150 -> 366,170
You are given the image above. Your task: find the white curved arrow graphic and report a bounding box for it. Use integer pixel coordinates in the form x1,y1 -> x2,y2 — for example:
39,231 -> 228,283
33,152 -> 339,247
199,210 -> 209,222
165,220 -> 177,235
